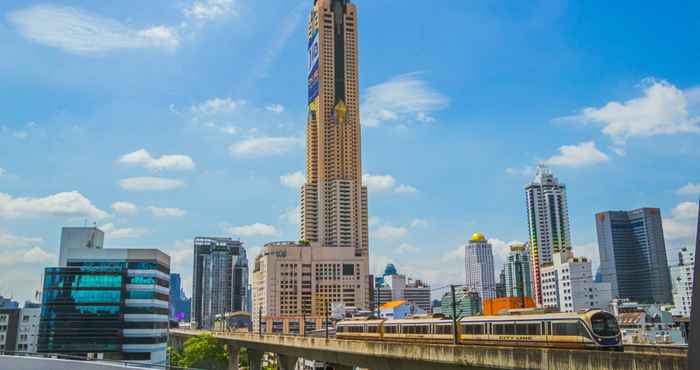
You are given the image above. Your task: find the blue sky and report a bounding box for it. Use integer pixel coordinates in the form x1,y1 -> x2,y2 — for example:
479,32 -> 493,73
0,0 -> 698,303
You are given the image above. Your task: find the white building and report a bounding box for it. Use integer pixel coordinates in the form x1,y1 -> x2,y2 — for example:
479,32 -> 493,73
465,233 -> 496,301
16,304 -> 40,353
541,249 -> 612,312
670,247 -> 694,317
376,272 -> 431,313
525,165 -> 572,305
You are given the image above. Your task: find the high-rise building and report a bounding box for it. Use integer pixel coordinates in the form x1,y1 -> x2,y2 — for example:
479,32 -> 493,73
440,288 -> 481,318
170,273 -> 191,322
301,0 -> 368,257
503,243 -> 533,300
192,237 -> 248,329
596,208 -> 673,304
16,303 -> 40,353
39,227 -> 170,365
58,226 -> 104,266
373,266 -> 431,313
465,233 -> 496,301
670,247 -> 694,317
525,165 -> 572,305
540,250 -> 612,313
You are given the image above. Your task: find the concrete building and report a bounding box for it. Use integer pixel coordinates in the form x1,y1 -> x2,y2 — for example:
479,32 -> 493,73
252,242 -> 368,331
465,233 -> 496,301
596,208 -> 673,304
192,237 -> 248,329
39,227 -> 170,365
58,226 -> 104,266
16,303 -> 40,353
0,308 -> 19,351
525,165 -> 572,305
540,250 -> 612,313
374,270 -> 431,313
503,243 -> 533,300
670,247 -> 694,317
440,288 -> 481,318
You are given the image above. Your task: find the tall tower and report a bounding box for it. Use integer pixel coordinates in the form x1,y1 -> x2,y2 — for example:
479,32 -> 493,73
302,0 -> 369,257
465,233 -> 496,301
525,165 -> 572,306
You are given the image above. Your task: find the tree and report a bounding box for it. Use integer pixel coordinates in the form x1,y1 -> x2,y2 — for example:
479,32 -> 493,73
177,333 -> 229,370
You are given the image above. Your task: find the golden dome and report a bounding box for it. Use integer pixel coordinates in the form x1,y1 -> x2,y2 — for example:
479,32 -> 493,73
470,232 -> 486,242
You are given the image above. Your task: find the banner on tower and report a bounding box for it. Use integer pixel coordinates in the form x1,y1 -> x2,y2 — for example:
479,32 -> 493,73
308,30 -> 320,104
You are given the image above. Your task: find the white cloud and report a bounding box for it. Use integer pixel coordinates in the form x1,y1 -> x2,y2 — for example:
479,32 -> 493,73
678,183 -> 700,196
0,247 -> 55,267
13,131 -> 28,139
558,79 -> 700,144
362,73 -> 449,127
0,230 -> 42,247
111,202 -> 138,215
362,174 -> 396,193
220,126 -> 239,135
226,223 -> 279,237
184,0 -> 236,20
282,206 -> 301,226
395,184 -> 418,194
0,191 -> 109,220
543,141 -> 610,168
229,137 -> 304,157
119,177 -> 185,191
505,166 -> 535,177
664,218 -> 695,241
373,226 -> 408,240
280,171 -> 306,189
191,98 -> 244,115
396,243 -> 419,254
410,219 -> 429,228
100,223 -> 150,239
8,5 -> 179,54
672,202 -> 699,220
266,104 -> 285,114
119,149 -> 195,171
147,206 -> 187,217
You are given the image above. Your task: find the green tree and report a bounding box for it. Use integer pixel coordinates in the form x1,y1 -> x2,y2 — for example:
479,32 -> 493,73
177,333 -> 229,370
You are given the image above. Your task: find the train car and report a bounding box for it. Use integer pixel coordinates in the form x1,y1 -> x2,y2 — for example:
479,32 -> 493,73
336,309 -> 622,350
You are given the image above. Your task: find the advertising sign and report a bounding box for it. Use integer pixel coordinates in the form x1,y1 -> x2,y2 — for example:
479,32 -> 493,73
308,30 -> 320,104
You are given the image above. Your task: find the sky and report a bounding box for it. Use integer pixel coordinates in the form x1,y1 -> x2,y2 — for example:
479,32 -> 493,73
0,0 -> 699,303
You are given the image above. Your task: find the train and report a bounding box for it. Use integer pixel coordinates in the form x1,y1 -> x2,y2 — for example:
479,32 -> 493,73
336,309 -> 622,350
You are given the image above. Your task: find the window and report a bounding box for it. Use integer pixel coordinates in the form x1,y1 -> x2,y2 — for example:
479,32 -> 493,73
434,324 -> 452,335
461,324 -> 484,335
591,313 -> 620,337
384,325 -> 397,334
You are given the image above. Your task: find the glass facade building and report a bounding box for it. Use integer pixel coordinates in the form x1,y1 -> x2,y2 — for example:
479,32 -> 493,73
38,235 -> 170,365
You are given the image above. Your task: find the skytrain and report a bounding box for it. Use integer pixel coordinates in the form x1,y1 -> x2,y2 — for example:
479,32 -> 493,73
336,309 -> 622,350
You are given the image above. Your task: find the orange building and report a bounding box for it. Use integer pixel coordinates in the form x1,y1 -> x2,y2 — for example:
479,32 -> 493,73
483,297 -> 536,316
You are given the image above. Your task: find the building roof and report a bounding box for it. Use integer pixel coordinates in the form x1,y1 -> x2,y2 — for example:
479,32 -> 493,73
380,300 -> 407,310
470,232 -> 486,242
617,312 -> 644,325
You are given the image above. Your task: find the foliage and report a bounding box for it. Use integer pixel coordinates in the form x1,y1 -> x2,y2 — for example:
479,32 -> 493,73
174,333 -> 229,370
168,346 -> 183,367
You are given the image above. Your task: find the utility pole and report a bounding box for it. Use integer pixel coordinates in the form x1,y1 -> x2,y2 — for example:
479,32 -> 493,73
375,286 -> 381,318
258,306 -> 262,336
516,259 -> 525,309
325,300 -> 329,340
687,196 -> 700,370
450,285 -> 458,345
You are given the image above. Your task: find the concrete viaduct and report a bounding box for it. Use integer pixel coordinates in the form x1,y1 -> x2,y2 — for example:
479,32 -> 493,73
169,329 -> 687,370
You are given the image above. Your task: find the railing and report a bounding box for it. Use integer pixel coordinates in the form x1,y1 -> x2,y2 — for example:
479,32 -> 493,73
0,351 -> 202,370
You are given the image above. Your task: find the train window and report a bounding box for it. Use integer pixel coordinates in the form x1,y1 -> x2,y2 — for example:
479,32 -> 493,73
493,324 -> 505,335
461,324 -> 484,335
528,323 -> 541,336
415,325 -> 429,334
434,324 -> 452,335
591,312 -> 620,337
504,323 -> 515,335
384,325 -> 397,334
552,322 -> 579,336
367,325 -> 378,333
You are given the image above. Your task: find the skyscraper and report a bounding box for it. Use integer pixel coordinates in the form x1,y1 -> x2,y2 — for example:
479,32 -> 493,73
670,247 -> 694,317
595,208 -> 673,304
465,233 -> 496,301
525,165 -> 572,305
192,237 -> 248,329
301,0 -> 369,256
503,243 -> 533,300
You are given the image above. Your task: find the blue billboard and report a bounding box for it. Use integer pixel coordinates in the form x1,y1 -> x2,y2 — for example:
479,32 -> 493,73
308,30 -> 320,103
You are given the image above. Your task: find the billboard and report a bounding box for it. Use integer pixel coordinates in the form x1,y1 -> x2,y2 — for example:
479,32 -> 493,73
308,30 -> 320,104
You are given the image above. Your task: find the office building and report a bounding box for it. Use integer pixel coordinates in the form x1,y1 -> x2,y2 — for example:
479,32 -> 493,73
465,233 -> 496,300
0,308 -> 19,351
0,296 -> 19,309
373,267 -> 431,313
670,247 -> 694,317
596,208 -> 673,304
39,227 -> 170,365
59,226 -> 104,266
192,237 -> 248,329
170,273 -> 191,322
440,288 -> 481,318
16,303 -> 40,353
540,250 -> 612,313
252,241 -> 367,331
503,243 -> 533,300
525,165 -> 572,305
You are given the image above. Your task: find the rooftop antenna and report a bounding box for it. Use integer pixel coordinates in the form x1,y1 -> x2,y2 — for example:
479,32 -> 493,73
688,195 -> 700,370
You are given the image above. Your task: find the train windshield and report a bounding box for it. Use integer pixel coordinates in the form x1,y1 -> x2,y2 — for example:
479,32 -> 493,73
590,313 -> 620,337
